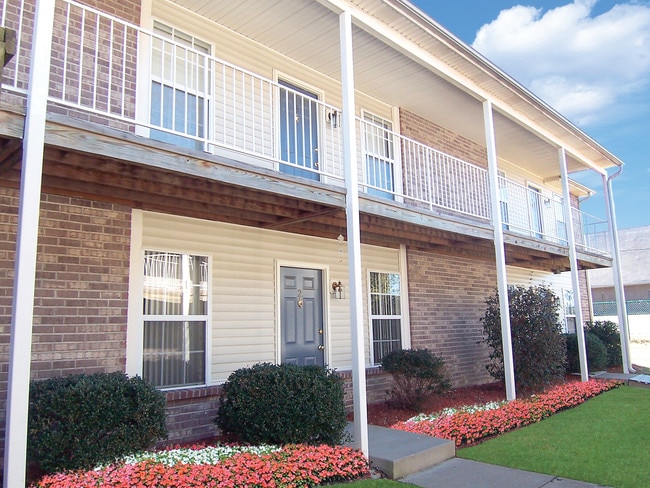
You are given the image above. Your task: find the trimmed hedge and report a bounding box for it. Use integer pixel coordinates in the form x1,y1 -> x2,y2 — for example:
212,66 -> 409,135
215,363 -> 347,446
381,349 -> 451,409
565,332 -> 608,373
28,372 -> 167,474
585,320 -> 622,367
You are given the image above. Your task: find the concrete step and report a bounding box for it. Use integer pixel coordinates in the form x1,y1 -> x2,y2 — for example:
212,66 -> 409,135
346,423 -> 455,479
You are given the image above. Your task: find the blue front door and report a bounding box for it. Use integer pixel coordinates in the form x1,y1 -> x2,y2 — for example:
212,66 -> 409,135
279,80 -> 320,181
280,267 -> 324,367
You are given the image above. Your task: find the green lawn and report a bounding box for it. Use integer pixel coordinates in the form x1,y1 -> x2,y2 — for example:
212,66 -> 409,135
459,386 -> 650,488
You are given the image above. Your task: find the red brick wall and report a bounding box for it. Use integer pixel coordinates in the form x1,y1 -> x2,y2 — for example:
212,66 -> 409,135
399,108 -> 488,168
0,187 -> 131,461
406,247 -> 496,387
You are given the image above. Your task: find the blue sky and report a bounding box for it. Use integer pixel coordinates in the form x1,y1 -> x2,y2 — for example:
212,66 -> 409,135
412,0 -> 650,230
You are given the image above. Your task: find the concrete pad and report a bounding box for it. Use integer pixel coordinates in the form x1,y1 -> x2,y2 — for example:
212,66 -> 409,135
401,459 -> 611,488
345,423 -> 455,479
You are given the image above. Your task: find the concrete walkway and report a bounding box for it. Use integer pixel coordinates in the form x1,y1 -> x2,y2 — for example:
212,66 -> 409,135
347,423 -> 612,487
401,458 -> 610,488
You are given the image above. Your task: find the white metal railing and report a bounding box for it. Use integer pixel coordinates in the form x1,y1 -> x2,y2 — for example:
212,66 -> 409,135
499,178 -> 569,245
0,0 -> 609,256
572,209 -> 610,254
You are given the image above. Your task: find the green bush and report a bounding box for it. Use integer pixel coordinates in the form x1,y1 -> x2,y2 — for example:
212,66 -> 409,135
381,349 -> 451,410
215,363 -> 347,446
481,285 -> 567,390
565,332 -> 608,373
28,372 -> 167,474
585,320 -> 622,367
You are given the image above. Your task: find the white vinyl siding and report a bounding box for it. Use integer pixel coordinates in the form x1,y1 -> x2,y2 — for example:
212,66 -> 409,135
507,266 -> 575,333
137,210 -> 401,383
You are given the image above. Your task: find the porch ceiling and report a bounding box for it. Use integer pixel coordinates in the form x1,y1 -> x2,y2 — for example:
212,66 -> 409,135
168,0 -> 621,181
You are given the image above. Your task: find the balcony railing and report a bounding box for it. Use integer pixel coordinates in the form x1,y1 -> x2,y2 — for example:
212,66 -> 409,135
0,0 -> 610,256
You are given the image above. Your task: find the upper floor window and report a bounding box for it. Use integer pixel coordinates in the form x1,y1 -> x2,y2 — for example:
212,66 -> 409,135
363,113 -> 395,199
150,21 -> 211,150
142,251 -> 209,388
369,271 -> 402,364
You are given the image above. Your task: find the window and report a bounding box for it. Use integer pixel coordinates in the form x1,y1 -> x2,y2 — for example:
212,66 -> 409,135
363,113 -> 395,199
369,271 -> 402,364
150,21 -> 211,150
497,170 -> 509,230
563,289 -> 576,334
142,251 -> 208,388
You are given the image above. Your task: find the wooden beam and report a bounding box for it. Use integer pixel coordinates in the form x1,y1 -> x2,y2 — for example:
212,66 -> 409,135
0,139 -> 22,175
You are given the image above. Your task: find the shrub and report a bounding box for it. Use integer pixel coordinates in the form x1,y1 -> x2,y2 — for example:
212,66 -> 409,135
381,349 -> 451,410
565,332 -> 608,373
481,285 -> 567,390
215,363 -> 347,445
28,372 -> 167,474
585,320 -> 622,367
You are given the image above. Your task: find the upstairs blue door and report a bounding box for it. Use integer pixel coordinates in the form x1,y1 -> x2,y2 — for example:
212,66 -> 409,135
281,267 -> 324,367
279,80 -> 320,181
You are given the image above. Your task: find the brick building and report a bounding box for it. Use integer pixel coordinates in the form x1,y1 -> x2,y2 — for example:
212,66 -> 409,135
0,0 -> 624,481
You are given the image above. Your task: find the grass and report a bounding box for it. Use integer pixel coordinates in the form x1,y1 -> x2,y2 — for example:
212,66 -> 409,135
459,386 -> 650,488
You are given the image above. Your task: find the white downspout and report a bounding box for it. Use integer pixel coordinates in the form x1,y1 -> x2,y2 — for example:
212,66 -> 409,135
602,169 -> 633,373
559,148 -> 588,382
4,1 -> 56,486
339,10 -> 368,456
483,100 -> 516,401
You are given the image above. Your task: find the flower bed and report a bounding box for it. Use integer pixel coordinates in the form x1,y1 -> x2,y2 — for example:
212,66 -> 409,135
32,444 -> 370,488
392,379 -> 621,446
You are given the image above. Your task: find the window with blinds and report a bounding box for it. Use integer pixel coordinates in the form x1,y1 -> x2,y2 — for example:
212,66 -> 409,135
369,271 -> 402,364
142,251 -> 208,388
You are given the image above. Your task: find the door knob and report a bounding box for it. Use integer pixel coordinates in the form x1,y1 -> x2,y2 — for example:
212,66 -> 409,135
318,345 -> 324,351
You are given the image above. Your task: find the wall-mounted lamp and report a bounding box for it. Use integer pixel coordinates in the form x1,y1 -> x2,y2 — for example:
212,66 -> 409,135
331,280 -> 345,299
326,109 -> 340,128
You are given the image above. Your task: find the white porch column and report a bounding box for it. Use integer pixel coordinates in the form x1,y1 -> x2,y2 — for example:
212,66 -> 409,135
339,10 -> 368,456
4,1 -> 56,486
559,148 -> 588,382
602,171 -> 633,373
483,100 -> 516,401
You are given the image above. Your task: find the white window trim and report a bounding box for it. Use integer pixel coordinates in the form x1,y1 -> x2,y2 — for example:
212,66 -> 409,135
125,210 -> 213,389
367,268 -> 405,366
361,109 -> 402,201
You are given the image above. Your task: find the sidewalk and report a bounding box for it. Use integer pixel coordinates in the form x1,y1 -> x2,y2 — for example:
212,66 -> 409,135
400,458 -> 611,488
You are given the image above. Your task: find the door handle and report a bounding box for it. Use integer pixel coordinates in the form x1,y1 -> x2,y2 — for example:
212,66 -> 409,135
318,345 -> 324,351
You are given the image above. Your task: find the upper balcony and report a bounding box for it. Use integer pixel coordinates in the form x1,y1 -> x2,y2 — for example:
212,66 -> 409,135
0,0 -> 614,270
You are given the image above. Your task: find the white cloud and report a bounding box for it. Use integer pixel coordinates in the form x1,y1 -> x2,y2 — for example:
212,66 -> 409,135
472,0 -> 650,126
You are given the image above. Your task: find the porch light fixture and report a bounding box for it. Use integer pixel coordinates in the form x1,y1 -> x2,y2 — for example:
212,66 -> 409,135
327,109 -> 340,128
331,280 -> 345,299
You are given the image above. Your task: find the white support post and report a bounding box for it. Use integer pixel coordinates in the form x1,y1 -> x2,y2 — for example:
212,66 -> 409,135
483,100 -> 516,401
339,10 -> 368,456
559,148 -> 589,382
602,172 -> 632,373
4,1 -> 56,486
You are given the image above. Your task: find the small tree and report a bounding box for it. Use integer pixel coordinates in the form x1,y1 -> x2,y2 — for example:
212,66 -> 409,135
481,285 -> 567,390
381,349 -> 451,410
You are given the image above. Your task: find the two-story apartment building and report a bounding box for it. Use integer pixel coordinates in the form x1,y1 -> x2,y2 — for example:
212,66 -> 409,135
0,0 -> 625,480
